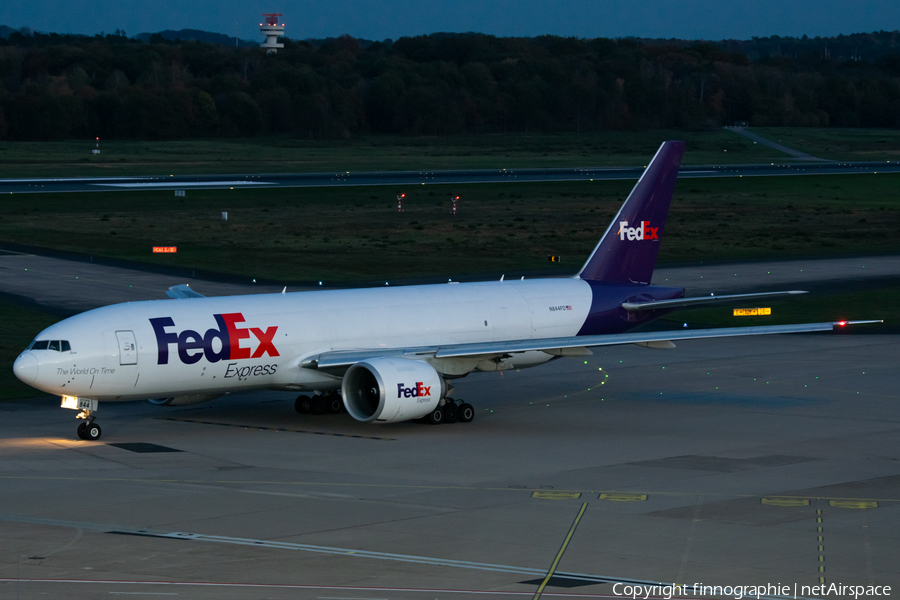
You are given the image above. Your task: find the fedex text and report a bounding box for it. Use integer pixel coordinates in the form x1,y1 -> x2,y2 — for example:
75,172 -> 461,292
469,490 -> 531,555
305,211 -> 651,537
150,312 -> 279,365
619,220 -> 659,241
398,382 -> 432,401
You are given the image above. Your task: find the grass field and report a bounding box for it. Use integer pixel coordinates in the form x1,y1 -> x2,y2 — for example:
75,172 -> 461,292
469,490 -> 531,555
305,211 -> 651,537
1,173 -> 898,283
0,130 -> 785,179
2,129 -> 897,180
0,302 -> 61,400
753,128 -> 900,161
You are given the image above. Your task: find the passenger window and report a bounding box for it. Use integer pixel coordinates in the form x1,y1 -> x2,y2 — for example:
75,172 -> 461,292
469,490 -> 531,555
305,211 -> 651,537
32,341 -> 49,350
61,341 -> 71,352
48,341 -> 60,351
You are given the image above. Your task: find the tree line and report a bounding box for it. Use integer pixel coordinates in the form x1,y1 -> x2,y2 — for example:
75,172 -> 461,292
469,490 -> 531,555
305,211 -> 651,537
1,29 -> 900,140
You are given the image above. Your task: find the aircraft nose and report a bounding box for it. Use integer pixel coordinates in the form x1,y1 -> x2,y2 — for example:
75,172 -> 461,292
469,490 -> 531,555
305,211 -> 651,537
13,352 -> 38,385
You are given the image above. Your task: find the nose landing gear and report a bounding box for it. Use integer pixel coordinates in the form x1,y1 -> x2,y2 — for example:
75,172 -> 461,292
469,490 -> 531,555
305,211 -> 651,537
61,397 -> 102,441
76,418 -> 102,441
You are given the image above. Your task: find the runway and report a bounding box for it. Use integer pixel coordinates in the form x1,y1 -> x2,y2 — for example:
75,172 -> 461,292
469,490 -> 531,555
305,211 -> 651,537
1,254 -> 898,598
3,160 -> 900,194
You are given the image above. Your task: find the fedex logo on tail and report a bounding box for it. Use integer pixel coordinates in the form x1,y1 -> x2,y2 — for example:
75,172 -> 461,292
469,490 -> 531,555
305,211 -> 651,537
397,382 -> 432,399
619,220 -> 659,241
150,313 -> 279,365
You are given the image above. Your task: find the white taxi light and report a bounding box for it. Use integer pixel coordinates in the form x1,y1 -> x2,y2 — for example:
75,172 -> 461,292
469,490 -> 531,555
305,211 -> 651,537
61,396 -> 98,411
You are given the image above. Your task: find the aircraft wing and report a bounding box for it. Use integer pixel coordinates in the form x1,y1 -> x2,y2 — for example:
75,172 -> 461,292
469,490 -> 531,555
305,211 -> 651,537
166,284 -> 205,299
622,290 -> 807,311
309,320 -> 882,373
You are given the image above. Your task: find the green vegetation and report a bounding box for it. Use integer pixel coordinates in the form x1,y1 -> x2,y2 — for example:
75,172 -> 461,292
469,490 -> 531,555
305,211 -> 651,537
1,174 -> 898,283
753,128 -> 900,161
0,302 -> 60,400
0,131 -> 780,178
2,31 -> 900,143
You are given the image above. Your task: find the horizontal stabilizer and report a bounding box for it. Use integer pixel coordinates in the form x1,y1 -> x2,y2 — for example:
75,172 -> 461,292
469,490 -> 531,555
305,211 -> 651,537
166,284 -> 205,299
622,290 -> 808,311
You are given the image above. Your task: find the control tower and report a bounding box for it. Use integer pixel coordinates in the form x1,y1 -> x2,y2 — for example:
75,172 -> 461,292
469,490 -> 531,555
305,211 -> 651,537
260,13 -> 284,54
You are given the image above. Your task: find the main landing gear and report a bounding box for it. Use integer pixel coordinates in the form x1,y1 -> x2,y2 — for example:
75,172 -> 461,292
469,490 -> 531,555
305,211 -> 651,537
294,393 -> 345,415
419,398 -> 475,425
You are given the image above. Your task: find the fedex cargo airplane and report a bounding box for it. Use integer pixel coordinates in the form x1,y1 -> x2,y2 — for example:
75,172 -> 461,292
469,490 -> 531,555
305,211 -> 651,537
12,142 -> 879,440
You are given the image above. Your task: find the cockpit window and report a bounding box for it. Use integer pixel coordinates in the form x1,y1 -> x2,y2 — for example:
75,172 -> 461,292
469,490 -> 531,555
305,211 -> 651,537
28,340 -> 70,351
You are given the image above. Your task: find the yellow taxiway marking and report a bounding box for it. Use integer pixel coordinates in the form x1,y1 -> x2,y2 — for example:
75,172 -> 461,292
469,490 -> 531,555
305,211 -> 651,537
532,491 -> 582,500
599,493 -> 647,502
829,500 -> 878,509
762,497 -> 809,507
533,502 -> 588,600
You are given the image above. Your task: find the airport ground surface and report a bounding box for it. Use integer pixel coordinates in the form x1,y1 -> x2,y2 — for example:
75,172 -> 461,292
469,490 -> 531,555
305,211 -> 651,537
0,254 -> 898,598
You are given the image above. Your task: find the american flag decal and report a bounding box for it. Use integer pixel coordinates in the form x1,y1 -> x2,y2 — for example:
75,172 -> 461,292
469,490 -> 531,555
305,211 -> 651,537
566,305 -> 572,310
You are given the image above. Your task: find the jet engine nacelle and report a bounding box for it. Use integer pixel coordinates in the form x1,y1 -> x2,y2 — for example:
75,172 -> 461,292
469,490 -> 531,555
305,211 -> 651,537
342,357 -> 445,423
147,393 -> 223,406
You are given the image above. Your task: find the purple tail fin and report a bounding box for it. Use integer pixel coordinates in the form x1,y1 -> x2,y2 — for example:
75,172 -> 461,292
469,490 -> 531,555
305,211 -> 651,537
576,140 -> 684,283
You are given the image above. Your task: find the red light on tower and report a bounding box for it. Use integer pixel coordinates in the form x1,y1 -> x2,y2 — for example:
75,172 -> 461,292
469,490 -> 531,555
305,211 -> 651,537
260,13 -> 284,54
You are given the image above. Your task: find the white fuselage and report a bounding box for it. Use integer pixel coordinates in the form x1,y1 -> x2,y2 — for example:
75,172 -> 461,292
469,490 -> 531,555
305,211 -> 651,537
20,278 -> 593,402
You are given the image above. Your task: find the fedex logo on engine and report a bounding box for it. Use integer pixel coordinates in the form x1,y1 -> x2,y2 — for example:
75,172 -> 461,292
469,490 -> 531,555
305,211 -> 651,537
397,382 -> 432,399
150,313 -> 279,365
619,220 -> 659,241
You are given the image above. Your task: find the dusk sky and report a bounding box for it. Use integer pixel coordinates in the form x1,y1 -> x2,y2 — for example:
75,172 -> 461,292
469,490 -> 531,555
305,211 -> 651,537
2,0 -> 898,42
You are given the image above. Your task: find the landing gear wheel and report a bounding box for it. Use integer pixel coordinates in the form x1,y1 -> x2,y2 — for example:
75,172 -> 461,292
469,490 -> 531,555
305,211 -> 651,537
326,394 -> 343,414
311,397 -> 327,415
85,422 -> 102,440
78,421 -> 101,441
426,406 -> 444,425
458,403 -> 475,423
442,403 -> 459,423
295,395 -> 312,414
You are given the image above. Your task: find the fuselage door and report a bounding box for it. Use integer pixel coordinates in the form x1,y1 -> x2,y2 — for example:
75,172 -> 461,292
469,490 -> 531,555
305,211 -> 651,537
115,330 -> 138,365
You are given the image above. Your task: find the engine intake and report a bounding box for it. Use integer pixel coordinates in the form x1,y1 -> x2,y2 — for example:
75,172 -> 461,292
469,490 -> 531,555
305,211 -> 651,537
342,358 -> 445,423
